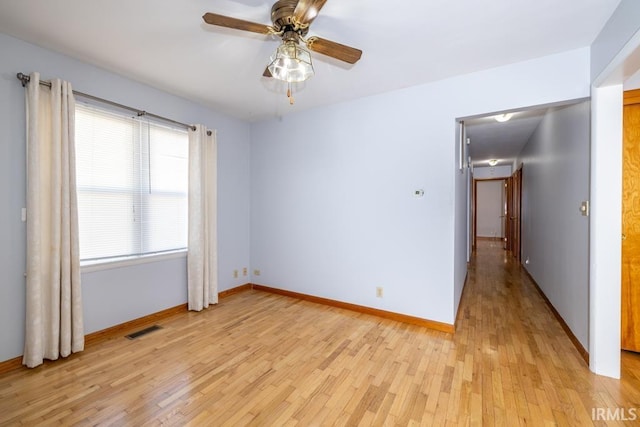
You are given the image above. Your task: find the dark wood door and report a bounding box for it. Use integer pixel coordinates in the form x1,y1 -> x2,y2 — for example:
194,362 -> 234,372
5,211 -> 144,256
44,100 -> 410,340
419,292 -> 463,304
513,166 -> 522,262
505,167 -> 522,261
505,176 -> 513,251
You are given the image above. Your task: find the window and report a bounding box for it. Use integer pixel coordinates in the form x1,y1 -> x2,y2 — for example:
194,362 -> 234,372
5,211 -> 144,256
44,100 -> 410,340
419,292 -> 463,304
75,103 -> 188,263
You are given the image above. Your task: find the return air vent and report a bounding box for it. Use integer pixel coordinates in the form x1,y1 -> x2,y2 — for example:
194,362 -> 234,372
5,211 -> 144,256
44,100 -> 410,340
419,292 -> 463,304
125,325 -> 162,340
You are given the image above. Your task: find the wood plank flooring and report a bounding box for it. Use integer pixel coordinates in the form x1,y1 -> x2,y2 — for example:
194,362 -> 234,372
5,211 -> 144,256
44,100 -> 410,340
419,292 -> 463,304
1,241 -> 640,425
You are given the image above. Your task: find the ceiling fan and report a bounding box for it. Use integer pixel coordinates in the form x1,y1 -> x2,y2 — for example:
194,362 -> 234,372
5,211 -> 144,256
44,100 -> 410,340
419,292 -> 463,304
203,0 -> 362,103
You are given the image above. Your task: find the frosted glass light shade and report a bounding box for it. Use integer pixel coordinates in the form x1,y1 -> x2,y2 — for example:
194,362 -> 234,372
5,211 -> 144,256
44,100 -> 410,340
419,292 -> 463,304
268,40 -> 314,83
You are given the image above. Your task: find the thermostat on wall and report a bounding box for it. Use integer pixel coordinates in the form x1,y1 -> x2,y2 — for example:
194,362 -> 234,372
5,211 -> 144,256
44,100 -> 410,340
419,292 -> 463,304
414,189 -> 424,198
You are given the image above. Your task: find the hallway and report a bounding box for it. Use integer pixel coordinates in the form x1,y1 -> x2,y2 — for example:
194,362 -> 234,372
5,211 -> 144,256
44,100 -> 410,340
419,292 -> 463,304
464,240 -> 640,425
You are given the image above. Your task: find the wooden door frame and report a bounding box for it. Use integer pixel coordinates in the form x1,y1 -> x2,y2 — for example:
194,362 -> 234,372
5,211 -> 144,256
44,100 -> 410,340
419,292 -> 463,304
514,165 -> 523,262
506,176 -> 513,252
505,165 -> 523,261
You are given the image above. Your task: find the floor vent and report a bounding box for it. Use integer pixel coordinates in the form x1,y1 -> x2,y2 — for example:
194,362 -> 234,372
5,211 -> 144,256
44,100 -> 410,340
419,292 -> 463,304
125,325 -> 162,340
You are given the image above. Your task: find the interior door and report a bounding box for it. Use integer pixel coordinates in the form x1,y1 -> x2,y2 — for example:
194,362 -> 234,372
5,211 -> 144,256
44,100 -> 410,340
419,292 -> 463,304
505,167 -> 522,260
502,180 -> 507,250
622,89 -> 640,352
513,166 -> 522,262
505,176 -> 513,251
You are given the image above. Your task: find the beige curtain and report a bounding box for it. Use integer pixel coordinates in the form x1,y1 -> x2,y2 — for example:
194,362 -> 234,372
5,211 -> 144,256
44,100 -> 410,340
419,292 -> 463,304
24,73 -> 84,368
187,125 -> 218,311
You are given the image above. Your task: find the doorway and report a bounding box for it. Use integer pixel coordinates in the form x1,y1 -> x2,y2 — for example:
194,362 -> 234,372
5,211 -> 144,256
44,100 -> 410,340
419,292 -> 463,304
474,178 -> 506,248
472,168 -> 522,260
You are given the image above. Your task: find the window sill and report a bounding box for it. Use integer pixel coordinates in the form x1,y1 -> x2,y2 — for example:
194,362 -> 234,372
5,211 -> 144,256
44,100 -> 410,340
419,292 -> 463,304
81,250 -> 187,273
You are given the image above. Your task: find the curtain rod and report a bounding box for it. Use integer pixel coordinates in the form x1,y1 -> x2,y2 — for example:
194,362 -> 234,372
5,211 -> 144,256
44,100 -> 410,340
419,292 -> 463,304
16,72 -> 197,132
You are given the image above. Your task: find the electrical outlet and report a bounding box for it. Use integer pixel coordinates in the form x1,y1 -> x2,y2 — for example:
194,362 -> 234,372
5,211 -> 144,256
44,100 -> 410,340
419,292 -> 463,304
376,287 -> 383,298
254,269 -> 261,276
242,267 -> 247,276
233,270 -> 238,279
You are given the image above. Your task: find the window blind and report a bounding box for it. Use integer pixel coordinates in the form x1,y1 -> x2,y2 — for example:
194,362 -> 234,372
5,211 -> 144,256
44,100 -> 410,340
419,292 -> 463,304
75,103 -> 188,262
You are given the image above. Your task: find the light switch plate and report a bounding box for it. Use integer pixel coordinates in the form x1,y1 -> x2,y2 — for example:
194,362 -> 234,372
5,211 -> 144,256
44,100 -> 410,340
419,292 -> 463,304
580,201 -> 589,217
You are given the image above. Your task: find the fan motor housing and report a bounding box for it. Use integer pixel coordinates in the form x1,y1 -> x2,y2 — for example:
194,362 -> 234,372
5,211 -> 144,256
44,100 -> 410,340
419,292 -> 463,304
271,0 -> 309,36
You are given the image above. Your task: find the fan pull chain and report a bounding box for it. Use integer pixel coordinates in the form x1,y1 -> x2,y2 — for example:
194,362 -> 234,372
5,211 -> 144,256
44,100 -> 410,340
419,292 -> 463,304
287,82 -> 294,105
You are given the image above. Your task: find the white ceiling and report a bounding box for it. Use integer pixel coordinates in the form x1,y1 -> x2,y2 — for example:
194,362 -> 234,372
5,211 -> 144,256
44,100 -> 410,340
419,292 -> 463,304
0,0 -> 621,122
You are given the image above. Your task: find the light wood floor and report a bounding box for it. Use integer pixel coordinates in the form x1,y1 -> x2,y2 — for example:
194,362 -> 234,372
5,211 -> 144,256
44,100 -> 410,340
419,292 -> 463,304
2,241 -> 640,426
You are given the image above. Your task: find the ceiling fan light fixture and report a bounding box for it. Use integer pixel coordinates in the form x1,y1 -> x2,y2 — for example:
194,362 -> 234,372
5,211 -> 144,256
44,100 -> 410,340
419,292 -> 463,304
267,40 -> 314,83
494,113 -> 513,123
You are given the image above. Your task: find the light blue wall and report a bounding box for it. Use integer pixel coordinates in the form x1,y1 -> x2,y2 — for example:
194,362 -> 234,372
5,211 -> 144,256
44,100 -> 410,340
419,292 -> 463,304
591,0 -> 640,83
250,48 -> 592,326
0,33 -> 251,362
82,257 -> 187,334
250,93 -> 456,323
517,101 -> 591,348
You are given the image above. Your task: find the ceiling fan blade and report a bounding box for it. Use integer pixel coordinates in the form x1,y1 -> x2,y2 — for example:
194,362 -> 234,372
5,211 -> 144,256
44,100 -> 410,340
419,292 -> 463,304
307,37 -> 362,64
202,13 -> 271,34
263,67 -> 273,78
293,0 -> 328,25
